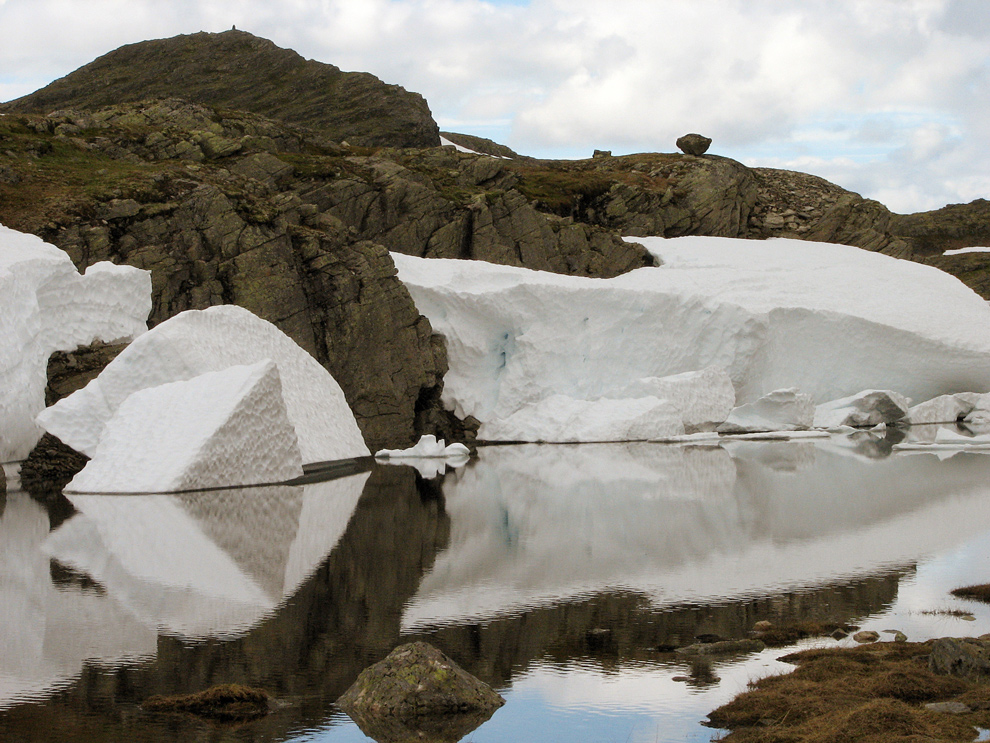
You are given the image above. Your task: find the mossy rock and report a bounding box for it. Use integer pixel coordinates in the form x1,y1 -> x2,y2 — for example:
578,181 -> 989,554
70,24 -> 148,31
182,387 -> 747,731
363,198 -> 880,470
337,642 -> 504,740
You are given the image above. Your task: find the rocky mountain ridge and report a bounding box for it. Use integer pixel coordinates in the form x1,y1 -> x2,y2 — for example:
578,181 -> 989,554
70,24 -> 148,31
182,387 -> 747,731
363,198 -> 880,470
0,30 -> 439,149
3,32 -> 989,452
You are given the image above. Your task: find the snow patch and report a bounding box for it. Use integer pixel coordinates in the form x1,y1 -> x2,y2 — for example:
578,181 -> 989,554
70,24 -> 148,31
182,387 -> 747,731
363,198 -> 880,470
393,236 -> 990,442
718,388 -> 815,433
376,435 -> 470,459
813,390 -> 910,429
484,394 -> 684,442
944,247 -> 990,256
67,361 -> 303,493
0,225 -> 150,461
38,305 -> 368,463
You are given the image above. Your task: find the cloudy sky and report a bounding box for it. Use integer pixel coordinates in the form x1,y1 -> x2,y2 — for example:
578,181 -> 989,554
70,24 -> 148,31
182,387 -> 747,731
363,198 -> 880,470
1,0 -> 988,213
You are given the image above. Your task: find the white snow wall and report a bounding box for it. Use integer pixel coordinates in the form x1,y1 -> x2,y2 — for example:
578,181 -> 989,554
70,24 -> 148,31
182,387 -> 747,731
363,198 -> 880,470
392,236 -> 990,438
0,225 -> 150,461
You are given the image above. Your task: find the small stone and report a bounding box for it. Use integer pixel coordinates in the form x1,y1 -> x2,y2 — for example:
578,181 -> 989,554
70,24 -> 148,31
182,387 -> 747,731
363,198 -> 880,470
753,620 -> 773,632
853,631 -> 880,643
924,701 -> 971,714
831,628 -> 849,640
675,133 -> 712,155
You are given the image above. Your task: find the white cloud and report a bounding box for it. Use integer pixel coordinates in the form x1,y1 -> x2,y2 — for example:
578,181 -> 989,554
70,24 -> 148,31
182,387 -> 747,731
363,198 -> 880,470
1,0 -> 988,212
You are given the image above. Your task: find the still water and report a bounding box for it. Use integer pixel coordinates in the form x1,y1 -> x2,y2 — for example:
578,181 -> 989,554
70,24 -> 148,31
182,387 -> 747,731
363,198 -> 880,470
4,430 -> 990,742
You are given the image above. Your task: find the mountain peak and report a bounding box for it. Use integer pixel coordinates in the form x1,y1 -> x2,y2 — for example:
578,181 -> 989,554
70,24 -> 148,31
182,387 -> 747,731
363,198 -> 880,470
0,30 -> 440,148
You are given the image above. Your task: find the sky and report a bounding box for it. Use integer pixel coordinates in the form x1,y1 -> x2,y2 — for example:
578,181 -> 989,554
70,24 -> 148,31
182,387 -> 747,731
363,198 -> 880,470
1,0 -> 989,214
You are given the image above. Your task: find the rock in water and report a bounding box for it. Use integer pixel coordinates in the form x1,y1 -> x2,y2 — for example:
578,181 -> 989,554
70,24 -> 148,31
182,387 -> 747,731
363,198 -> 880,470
676,133 -> 712,155
337,642 -> 504,741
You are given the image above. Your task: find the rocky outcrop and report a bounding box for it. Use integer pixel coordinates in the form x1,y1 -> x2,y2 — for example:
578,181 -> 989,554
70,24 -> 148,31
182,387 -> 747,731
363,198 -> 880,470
0,30 -> 440,149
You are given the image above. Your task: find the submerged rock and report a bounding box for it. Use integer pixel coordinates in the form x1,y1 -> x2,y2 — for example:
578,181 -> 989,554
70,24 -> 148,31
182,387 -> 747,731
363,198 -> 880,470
142,683 -> 272,720
337,642 -> 504,738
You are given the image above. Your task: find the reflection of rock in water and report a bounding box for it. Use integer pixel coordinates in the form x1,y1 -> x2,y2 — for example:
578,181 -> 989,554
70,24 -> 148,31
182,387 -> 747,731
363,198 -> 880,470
403,570 -> 908,689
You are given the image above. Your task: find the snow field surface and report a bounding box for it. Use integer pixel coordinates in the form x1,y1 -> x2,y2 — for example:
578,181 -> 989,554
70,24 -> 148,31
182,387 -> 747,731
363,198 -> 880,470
38,305 -> 369,464
0,225 -> 150,461
67,361 -> 303,493
393,236 -> 990,442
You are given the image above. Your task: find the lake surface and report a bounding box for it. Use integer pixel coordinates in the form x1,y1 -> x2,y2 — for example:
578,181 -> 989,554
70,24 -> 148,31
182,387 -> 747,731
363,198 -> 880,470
4,430 -> 990,742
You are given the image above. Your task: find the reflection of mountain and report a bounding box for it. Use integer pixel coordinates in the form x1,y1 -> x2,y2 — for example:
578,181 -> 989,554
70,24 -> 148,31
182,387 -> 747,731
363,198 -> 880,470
0,472 -> 368,710
402,441 -> 990,630
0,465 -> 451,742
3,444 -> 990,742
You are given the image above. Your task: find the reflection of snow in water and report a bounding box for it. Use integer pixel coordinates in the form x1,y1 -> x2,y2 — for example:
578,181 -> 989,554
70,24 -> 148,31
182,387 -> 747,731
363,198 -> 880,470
0,473 -> 367,708
402,439 -> 990,630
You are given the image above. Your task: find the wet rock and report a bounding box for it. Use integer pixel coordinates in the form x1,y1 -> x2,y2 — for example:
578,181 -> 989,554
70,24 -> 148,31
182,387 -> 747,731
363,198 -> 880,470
853,631 -> 880,643
929,637 -> 990,679
831,628 -> 850,640
338,642 -> 504,716
676,638 -> 765,656
676,133 -> 712,156
19,433 -> 88,498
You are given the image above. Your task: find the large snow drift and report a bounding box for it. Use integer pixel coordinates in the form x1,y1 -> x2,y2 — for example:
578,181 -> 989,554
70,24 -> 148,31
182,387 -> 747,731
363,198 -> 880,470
38,305 -> 369,463
392,237 -> 990,441
0,225 -> 150,461
67,361 -> 303,493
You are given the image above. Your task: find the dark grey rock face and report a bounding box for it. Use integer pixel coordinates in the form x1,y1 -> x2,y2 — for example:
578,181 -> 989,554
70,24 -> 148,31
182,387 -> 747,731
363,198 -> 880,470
676,133 -> 712,155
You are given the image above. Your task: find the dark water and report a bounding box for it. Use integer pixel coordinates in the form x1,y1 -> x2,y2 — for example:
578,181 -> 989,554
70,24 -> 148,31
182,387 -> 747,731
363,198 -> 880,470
4,434 -> 990,742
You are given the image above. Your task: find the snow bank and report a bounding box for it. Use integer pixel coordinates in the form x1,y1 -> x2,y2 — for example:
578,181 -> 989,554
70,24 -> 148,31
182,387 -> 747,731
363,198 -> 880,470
375,435 -> 470,459
484,394 -> 684,442
393,236 -> 990,442
38,305 -> 369,463
717,388 -> 815,433
67,361 -> 303,493
0,225 -> 150,461
813,390 -> 910,429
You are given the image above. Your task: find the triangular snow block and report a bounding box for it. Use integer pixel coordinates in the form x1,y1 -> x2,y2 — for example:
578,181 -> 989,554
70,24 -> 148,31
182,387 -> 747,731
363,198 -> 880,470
67,360 -> 303,493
